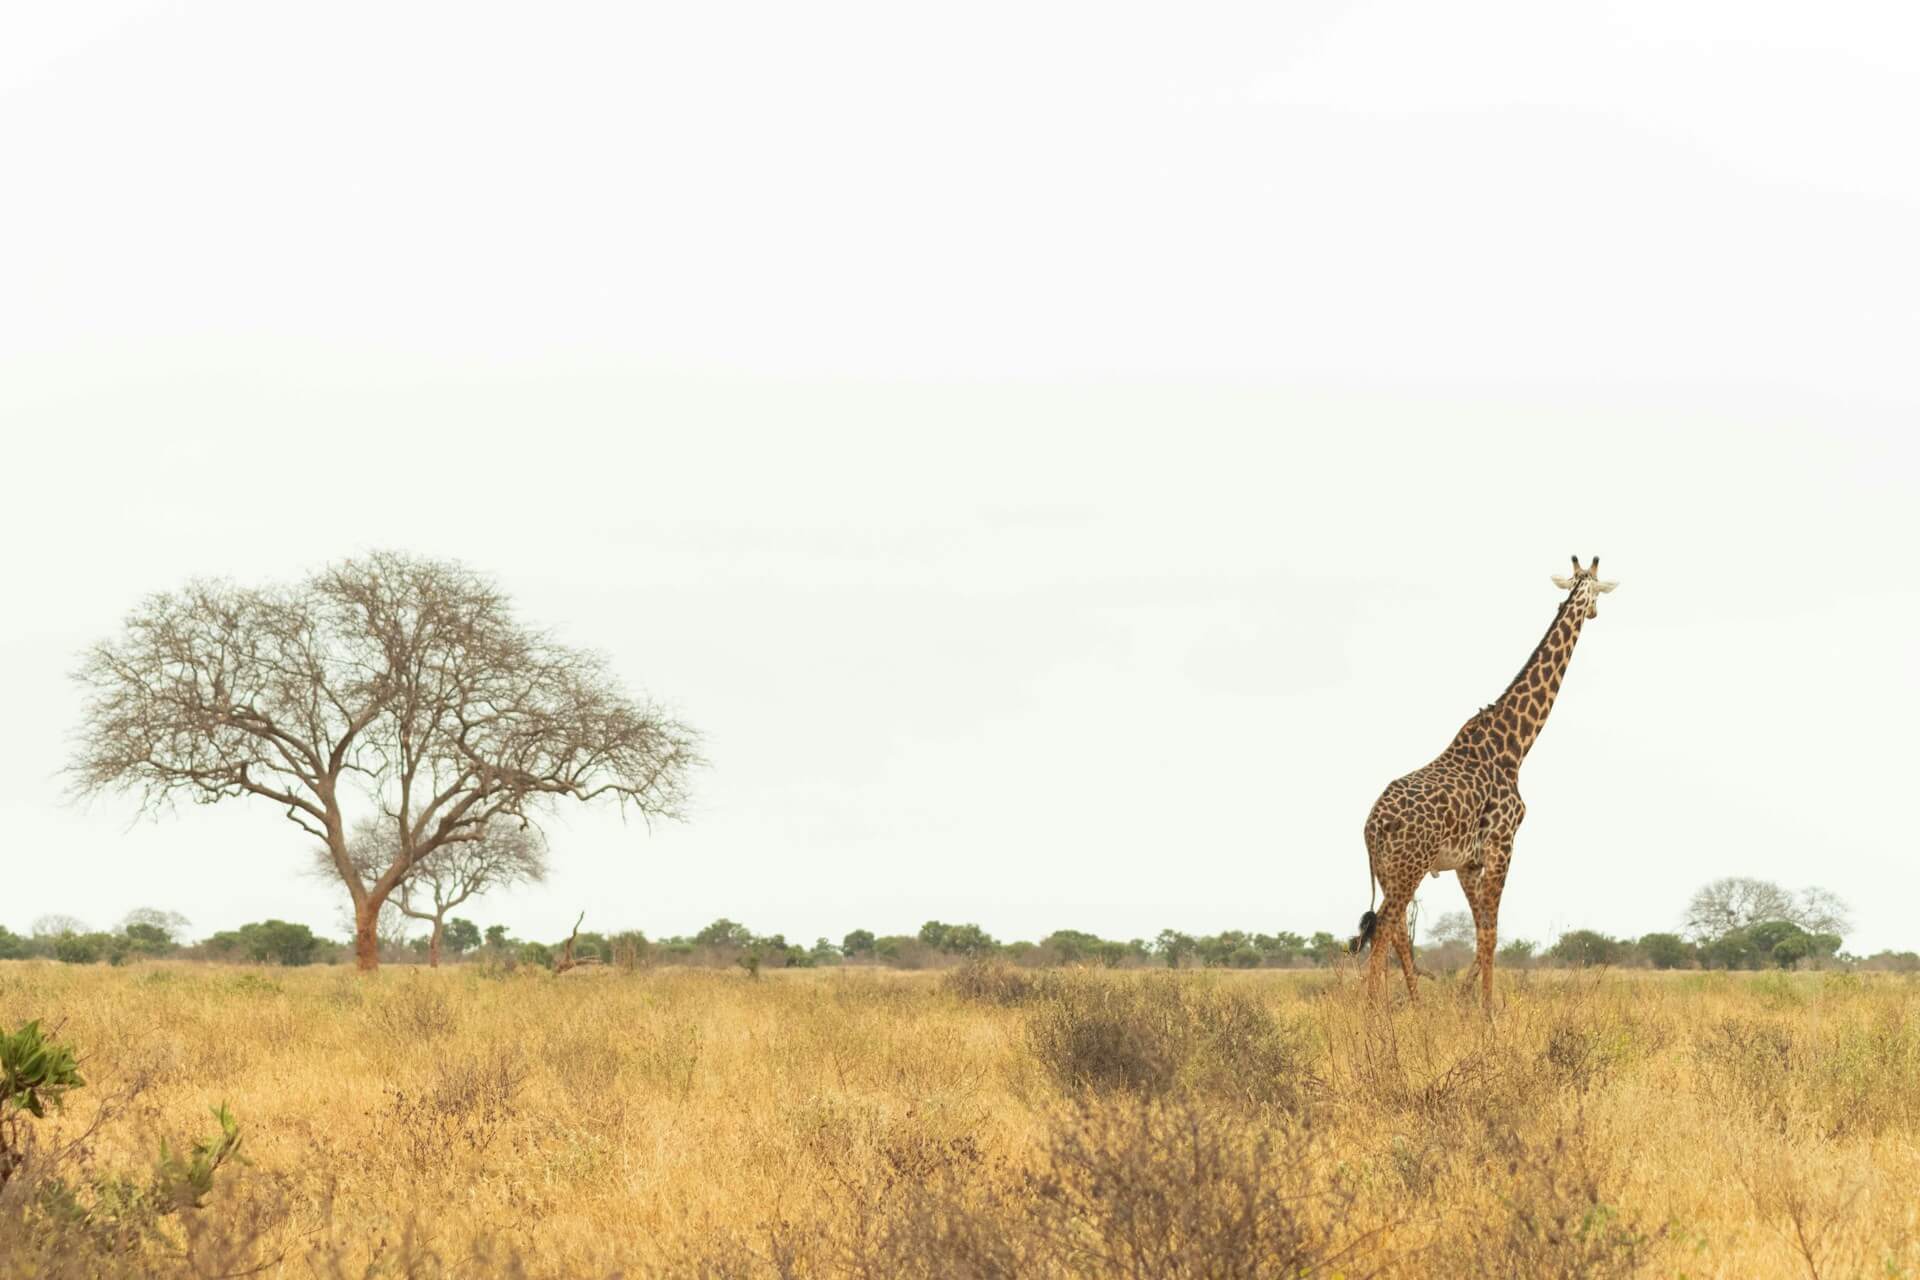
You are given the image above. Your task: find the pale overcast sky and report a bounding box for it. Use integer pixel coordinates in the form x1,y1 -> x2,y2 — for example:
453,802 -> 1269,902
2,3 -> 1915,953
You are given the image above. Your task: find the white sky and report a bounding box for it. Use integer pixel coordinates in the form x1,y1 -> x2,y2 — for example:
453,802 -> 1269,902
2,2 -> 1915,953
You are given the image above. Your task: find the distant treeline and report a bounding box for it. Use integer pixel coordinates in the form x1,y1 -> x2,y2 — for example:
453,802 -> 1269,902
5,910 -> 1918,974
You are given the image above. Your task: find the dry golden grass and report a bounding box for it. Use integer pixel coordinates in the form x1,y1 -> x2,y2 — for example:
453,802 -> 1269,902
4,959 -> 1919,1277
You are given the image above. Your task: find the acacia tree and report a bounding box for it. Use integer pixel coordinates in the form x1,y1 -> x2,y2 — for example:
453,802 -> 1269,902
330,816 -> 548,967
1683,877 -> 1851,943
120,907 -> 191,956
120,907 -> 191,941
70,551 -> 699,971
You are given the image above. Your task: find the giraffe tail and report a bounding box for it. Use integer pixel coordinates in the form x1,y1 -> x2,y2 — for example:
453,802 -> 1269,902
1349,861 -> 1379,955
1349,910 -> 1379,956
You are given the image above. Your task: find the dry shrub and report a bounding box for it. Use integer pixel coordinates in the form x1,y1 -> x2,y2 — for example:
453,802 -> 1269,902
1804,1012 -> 1920,1138
1332,983 -> 1662,1141
1538,1005 -> 1639,1095
7,1176 -> 598,1280
226,972 -> 283,996
1525,980 -> 1667,1096
828,1126 -> 1022,1279
1695,1017 -> 1799,1135
634,1018 -> 704,1100
677,1095 -> 1369,1279
295,1208 -> 603,1280
365,979 -> 460,1041
541,1021 -> 628,1106
1030,1098 -> 1369,1279
1703,1009 -> 1920,1140
1540,1018 -> 1609,1093
830,973 -> 924,1013
1026,974 -> 1311,1109
1734,1146 -> 1876,1280
375,1046 -> 527,1173
1435,1120 -> 1663,1279
1340,1019 -> 1537,1134
944,959 -> 1057,1007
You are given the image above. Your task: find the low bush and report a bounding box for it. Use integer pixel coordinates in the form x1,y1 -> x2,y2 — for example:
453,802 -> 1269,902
203,920 -> 321,967
943,958 -> 1057,1007
375,1047 -> 526,1173
1434,1122 -> 1664,1279
363,980 -> 459,1041
1026,974 -> 1313,1109
53,934 -> 108,966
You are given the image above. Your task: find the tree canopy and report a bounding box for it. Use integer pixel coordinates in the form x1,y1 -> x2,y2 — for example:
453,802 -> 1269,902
70,551 -> 699,970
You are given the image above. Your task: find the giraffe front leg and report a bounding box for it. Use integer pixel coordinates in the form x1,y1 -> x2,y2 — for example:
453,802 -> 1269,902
1473,852 -> 1512,1015
1455,864 -> 1487,1000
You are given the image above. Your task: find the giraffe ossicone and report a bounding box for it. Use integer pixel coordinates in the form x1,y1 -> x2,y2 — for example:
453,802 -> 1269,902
1351,555 -> 1617,1012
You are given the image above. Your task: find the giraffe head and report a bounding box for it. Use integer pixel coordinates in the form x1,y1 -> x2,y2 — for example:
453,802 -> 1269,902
1550,555 -> 1618,618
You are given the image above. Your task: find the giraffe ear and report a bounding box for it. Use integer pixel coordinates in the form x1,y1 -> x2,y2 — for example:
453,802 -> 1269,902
1594,578 -> 1618,593
1551,574 -> 1577,590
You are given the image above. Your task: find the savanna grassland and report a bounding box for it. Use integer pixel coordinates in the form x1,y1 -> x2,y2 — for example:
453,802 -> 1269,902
3,960 -> 1918,1278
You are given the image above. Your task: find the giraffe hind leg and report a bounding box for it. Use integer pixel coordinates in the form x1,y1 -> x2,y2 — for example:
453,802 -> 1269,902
1391,925 -> 1421,1002
1365,889 -> 1408,1004
1463,849 -> 1512,1017
1367,885 -> 1418,1005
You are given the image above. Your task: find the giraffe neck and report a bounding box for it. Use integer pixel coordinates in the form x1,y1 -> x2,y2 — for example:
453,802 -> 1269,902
1486,591 -> 1589,776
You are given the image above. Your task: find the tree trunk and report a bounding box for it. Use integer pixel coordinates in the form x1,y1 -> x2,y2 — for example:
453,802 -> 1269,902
354,899 -> 381,973
428,919 -> 444,968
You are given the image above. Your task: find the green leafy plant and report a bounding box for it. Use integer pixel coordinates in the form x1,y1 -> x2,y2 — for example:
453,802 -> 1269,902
2,1020 -> 86,1120
29,1102 -> 250,1264
151,1103 -> 244,1211
2,1020 -> 86,1191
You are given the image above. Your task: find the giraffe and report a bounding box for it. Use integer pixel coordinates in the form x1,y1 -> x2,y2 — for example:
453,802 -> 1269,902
1349,556 -> 1617,1011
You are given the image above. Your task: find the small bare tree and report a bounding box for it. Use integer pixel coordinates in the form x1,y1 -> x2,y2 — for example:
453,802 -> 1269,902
329,817 -> 548,966
1791,886 -> 1852,937
30,915 -> 86,939
71,551 -> 698,971
1426,911 -> 1475,948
